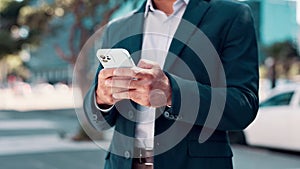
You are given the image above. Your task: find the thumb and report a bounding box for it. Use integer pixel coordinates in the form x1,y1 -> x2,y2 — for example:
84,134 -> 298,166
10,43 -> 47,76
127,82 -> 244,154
137,59 -> 159,69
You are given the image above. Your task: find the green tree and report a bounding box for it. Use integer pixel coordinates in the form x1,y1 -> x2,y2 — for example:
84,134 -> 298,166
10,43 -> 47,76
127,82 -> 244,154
0,0 -> 53,59
0,0 -> 55,81
1,0 -> 139,76
264,40 -> 300,88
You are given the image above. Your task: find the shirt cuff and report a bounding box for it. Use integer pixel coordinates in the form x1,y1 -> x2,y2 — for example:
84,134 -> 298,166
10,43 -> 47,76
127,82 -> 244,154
93,93 -> 114,113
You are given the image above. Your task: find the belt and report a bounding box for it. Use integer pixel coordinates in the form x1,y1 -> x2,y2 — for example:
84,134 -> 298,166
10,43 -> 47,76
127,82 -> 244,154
133,147 -> 154,166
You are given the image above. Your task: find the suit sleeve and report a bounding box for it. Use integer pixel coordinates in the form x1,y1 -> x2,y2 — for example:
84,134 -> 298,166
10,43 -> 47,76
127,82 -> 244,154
165,4 -> 259,131
83,25 -> 120,131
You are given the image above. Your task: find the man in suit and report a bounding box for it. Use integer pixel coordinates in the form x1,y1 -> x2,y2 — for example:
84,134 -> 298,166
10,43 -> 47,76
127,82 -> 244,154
83,0 -> 259,168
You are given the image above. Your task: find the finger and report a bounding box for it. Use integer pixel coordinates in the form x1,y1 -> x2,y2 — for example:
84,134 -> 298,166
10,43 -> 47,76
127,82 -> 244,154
134,70 -> 156,80
99,68 -> 116,79
110,87 -> 130,94
99,76 -> 131,86
112,91 -> 130,100
122,66 -> 152,80
111,76 -> 133,80
96,88 -> 123,105
106,79 -> 137,89
128,79 -> 151,90
137,59 -> 160,69
129,89 -> 168,108
113,68 -> 136,77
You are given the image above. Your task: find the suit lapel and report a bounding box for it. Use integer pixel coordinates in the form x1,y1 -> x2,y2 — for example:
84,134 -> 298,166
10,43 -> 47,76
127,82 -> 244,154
164,0 -> 211,71
125,2 -> 147,65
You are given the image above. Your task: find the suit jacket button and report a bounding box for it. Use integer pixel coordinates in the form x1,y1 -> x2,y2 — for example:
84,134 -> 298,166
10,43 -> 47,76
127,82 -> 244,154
128,110 -> 134,119
169,114 -> 175,120
92,114 -> 97,121
163,111 -> 170,118
124,151 -> 131,159
176,115 -> 183,120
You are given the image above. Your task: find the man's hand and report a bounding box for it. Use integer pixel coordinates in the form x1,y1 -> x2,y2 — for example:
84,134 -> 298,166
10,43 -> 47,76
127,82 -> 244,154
96,69 -> 131,106
96,59 -> 172,108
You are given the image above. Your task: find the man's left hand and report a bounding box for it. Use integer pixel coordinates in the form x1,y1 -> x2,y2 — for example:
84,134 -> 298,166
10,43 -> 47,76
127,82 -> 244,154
106,59 -> 172,108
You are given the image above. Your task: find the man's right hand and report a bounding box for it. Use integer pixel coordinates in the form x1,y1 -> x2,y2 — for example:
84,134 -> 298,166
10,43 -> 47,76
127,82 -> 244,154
95,68 -> 132,106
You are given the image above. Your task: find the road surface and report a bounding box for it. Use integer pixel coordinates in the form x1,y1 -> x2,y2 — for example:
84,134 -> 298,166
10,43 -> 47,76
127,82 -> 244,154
1,109 -> 300,169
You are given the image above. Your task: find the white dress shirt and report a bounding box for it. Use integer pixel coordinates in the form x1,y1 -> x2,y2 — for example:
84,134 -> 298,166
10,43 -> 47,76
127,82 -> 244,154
135,0 -> 189,149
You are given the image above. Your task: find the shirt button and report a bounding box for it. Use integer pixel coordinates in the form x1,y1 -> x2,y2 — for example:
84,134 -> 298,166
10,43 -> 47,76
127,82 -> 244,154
128,110 -> 134,119
124,151 -> 131,159
163,111 -> 170,118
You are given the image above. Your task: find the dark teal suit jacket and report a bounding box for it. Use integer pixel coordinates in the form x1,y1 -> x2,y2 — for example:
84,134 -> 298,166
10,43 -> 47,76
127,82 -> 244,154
84,0 -> 259,168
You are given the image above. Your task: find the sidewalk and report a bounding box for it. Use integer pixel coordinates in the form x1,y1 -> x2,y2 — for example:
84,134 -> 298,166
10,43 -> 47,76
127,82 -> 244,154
0,108 -> 109,169
0,147 -> 106,169
0,133 -> 109,169
0,134 -> 110,156
0,86 -> 108,168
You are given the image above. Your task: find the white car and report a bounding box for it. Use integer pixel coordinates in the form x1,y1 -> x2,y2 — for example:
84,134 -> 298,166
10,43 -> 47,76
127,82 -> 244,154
244,84 -> 300,151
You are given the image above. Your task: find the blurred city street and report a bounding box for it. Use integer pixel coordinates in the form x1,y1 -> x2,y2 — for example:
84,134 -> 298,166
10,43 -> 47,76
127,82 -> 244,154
0,98 -> 108,169
1,0 -> 300,168
0,89 -> 300,169
0,86 -> 107,169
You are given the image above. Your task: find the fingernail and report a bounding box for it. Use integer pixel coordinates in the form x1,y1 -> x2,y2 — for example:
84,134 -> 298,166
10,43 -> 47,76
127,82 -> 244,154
132,67 -> 141,73
112,93 -> 118,99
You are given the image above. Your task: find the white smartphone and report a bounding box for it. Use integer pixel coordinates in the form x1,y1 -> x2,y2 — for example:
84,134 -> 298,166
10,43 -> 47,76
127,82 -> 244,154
96,48 -> 136,68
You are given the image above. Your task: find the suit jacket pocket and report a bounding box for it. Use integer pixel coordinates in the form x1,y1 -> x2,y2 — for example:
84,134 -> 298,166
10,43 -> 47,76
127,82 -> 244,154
188,141 -> 233,157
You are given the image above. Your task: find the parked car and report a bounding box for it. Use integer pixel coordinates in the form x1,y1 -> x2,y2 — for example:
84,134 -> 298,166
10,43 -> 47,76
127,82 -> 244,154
243,84 -> 300,151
